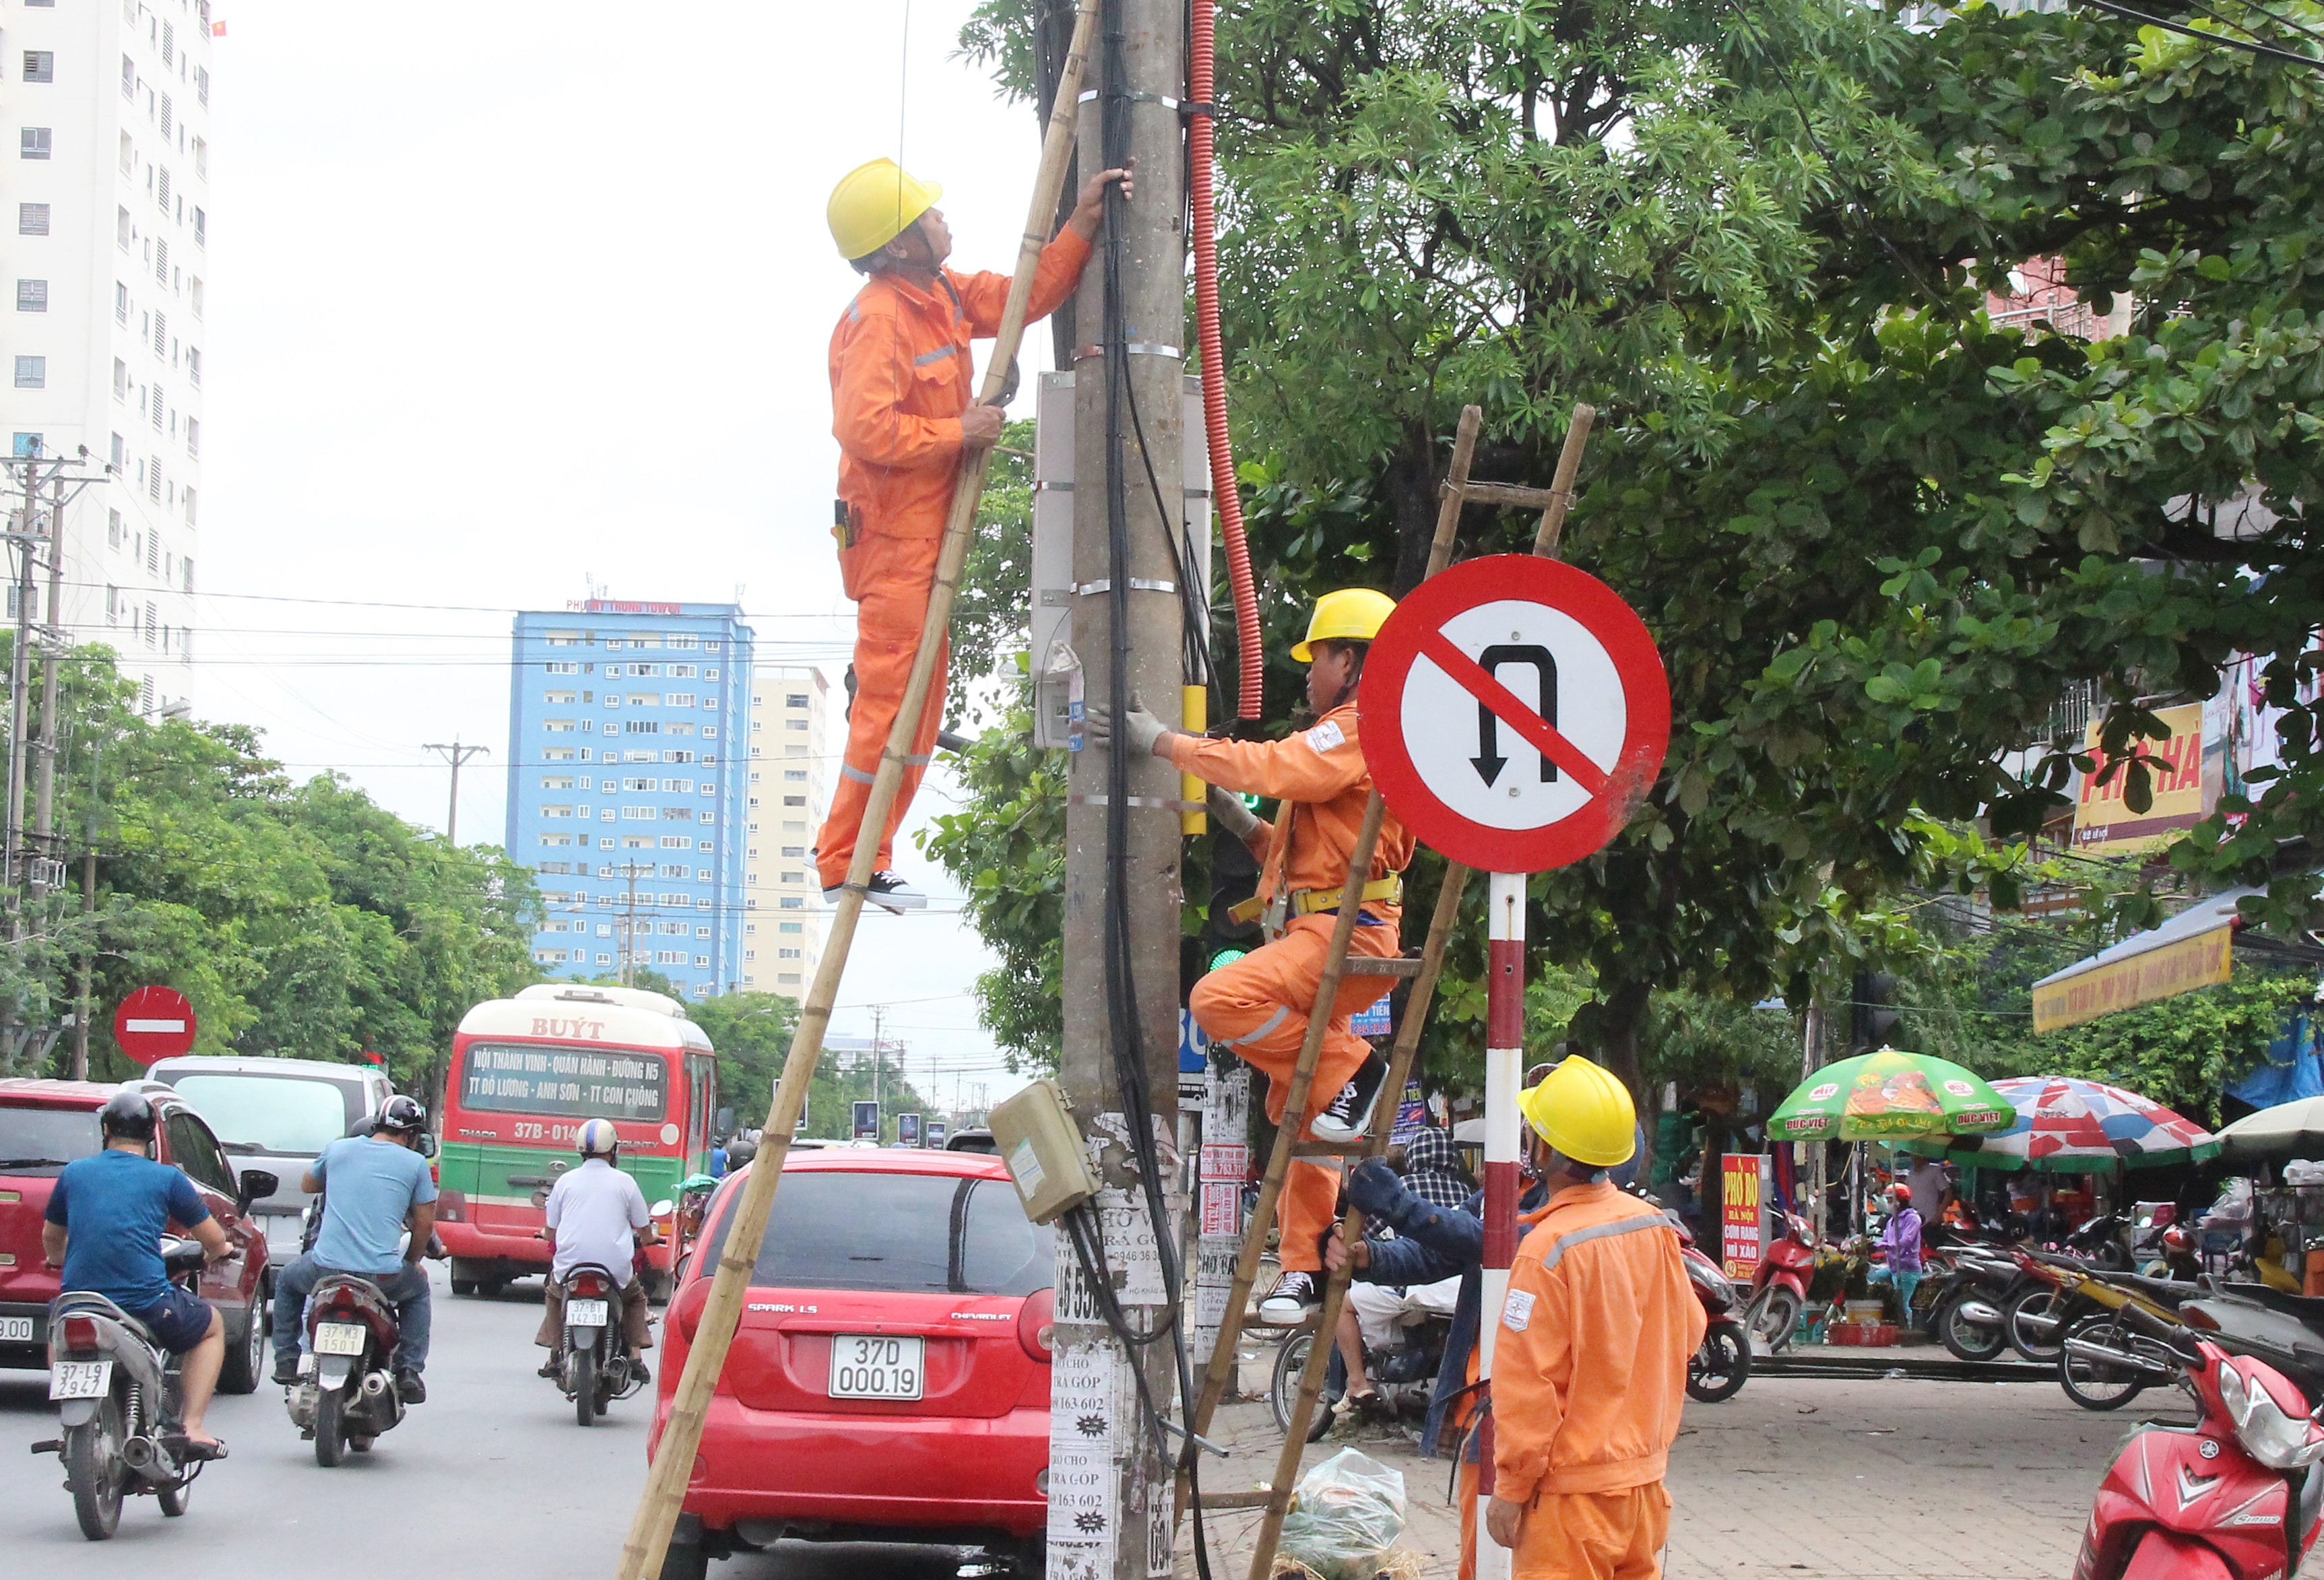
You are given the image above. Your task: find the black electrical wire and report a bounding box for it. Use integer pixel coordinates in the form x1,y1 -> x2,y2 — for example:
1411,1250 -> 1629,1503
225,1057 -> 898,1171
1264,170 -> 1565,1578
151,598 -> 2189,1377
1094,3 -> 1217,1574
2075,0 -> 2324,64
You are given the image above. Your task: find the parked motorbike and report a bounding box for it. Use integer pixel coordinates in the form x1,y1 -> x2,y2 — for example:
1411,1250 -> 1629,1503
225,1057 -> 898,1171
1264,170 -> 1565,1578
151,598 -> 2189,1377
2065,1211 -> 2135,1274
2073,1302 -> 2324,1580
1926,1243 -> 2024,1362
1741,1211 -> 1819,1353
1681,1236 -> 1753,1404
1270,1287 -> 1450,1444
29,1234 -> 238,1540
2013,1250 -> 2203,1410
286,1270 -> 410,1466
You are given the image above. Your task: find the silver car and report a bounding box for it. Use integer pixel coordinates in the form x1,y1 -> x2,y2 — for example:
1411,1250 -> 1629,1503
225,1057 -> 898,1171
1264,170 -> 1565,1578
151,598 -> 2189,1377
144,1056 -> 398,1268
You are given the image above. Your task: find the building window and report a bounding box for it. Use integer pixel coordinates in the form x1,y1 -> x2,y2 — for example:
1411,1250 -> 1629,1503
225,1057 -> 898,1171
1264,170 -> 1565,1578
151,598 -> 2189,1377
20,127 -> 51,160
787,694 -> 809,709
183,488 -> 196,527
13,357 -> 44,389
185,417 -> 199,457
18,203 -> 48,236
16,279 -> 46,312
193,207 -> 205,246
779,922 -> 804,934
780,897 -> 804,910
107,510 -> 123,550
13,434 -> 42,457
23,52 -> 54,84
783,770 -> 807,783
187,347 -> 201,387
197,65 -> 209,106
779,948 -> 802,960
786,719 -> 808,731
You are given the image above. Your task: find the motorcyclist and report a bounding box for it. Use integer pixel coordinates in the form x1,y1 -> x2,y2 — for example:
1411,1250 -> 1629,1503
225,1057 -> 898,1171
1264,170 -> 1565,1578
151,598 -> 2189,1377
271,1094 -> 438,1401
534,1119 -> 655,1382
40,1090 -> 234,1455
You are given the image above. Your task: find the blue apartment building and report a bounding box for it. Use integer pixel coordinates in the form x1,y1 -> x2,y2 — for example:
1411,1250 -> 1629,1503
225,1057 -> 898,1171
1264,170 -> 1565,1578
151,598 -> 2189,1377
505,600 -> 754,1000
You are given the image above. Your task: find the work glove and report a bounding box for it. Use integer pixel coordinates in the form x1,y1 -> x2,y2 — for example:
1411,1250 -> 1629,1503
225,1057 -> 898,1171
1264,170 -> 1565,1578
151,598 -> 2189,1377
1347,1157 -> 1411,1222
1206,784 -> 1261,842
1085,698 -> 1169,756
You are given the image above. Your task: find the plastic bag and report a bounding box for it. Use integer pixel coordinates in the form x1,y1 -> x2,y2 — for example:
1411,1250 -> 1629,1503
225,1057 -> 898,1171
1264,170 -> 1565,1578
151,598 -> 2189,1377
1277,1447 -> 1407,1580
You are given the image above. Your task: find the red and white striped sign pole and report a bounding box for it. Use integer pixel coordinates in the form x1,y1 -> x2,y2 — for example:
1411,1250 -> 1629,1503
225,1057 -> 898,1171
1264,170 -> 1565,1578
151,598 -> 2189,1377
1475,869 -> 1526,1580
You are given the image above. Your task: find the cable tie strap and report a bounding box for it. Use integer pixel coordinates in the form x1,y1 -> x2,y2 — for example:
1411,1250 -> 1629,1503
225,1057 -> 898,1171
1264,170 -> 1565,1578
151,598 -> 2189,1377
1067,794 -> 1206,812
1072,343 -> 1184,362
1179,100 -> 1217,120
1078,90 -> 1184,110
1074,578 -> 1176,596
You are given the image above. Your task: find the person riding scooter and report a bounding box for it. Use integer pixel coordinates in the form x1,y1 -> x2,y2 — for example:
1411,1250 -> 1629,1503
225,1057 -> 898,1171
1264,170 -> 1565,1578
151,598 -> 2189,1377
272,1095 -> 438,1402
534,1119 -> 656,1383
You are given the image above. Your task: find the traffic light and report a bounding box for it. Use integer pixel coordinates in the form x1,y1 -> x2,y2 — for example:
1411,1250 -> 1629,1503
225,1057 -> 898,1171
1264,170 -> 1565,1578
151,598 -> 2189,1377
1190,823 -> 1262,997
1850,973 -> 1900,1052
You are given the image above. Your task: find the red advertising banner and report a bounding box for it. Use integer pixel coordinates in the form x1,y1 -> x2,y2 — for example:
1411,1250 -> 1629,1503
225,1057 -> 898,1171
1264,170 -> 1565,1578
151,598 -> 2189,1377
1721,1154 -> 1768,1281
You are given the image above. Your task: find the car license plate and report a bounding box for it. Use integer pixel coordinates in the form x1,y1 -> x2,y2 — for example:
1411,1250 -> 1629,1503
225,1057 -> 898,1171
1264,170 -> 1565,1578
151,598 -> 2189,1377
49,1360 -> 111,1400
0,1315 -> 34,1344
314,1322 -> 367,1356
567,1299 -> 609,1327
829,1334 -> 923,1401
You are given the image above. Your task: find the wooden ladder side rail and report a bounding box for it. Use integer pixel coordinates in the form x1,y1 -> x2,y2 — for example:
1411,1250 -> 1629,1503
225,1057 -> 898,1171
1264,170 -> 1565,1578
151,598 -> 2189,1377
1178,407 -> 1484,1499
610,7 -> 1101,1575
1244,401 -> 1597,1580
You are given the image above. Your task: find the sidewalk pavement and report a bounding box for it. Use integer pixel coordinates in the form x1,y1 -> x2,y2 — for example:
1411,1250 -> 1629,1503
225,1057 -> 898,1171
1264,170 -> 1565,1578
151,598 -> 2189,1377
1183,1346 -> 2157,1579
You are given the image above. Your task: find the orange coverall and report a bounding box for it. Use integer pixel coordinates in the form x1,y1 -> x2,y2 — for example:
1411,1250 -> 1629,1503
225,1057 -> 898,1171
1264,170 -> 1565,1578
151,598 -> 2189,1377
815,230 -> 1093,890
1480,1182 -> 1705,1580
1169,702 -> 1415,1272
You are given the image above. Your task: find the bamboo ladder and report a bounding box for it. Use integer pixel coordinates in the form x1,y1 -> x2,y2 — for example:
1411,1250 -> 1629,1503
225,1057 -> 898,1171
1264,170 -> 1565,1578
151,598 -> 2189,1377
1178,404 -> 1598,1580
610,5 -> 1101,1575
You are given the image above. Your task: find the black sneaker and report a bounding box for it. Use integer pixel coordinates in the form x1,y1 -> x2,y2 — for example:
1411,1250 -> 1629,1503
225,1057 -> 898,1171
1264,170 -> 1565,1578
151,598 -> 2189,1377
1258,1270 -> 1320,1325
820,871 -> 928,914
272,1359 -> 300,1387
395,1371 -> 426,1404
1311,1051 -> 1390,1144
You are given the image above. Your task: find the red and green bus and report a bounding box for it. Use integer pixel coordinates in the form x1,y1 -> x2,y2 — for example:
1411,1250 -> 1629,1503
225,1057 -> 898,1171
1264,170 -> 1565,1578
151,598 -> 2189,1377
434,983 -> 721,1298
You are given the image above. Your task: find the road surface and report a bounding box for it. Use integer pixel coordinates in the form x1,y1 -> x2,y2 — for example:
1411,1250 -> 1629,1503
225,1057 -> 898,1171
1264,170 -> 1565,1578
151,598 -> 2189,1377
0,1264 -> 986,1578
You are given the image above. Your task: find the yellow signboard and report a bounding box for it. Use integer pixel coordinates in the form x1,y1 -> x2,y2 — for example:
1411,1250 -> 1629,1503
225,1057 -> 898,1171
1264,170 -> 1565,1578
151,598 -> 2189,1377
2073,702 -> 2205,855
2032,924 -> 2233,1032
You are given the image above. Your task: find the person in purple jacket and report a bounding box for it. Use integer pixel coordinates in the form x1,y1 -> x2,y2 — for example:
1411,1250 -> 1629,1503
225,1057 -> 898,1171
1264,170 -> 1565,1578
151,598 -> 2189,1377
1872,1181 -> 1925,1326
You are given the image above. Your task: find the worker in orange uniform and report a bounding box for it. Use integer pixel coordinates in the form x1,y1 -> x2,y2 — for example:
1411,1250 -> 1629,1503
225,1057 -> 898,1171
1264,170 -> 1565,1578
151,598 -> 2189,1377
817,156 -> 1131,912
1486,1057 -> 1704,1580
1090,590 -> 1412,1323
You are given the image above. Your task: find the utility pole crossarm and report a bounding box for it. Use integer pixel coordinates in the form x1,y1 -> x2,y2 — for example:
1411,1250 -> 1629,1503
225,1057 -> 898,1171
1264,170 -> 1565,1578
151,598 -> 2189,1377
422,740 -> 490,847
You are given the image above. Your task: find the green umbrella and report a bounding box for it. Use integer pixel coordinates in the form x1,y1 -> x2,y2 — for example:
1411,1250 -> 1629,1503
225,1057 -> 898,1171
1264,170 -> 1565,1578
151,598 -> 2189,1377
1769,1047 -> 2015,1142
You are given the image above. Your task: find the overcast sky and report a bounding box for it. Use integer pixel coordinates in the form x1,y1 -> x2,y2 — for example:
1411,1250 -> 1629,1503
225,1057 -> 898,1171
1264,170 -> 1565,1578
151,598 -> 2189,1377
197,1 -> 1051,1110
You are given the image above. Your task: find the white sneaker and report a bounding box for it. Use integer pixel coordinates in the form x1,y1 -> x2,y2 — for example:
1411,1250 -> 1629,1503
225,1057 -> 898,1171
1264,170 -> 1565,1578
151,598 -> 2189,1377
1258,1270 -> 1320,1325
1310,1051 -> 1389,1144
820,871 -> 927,914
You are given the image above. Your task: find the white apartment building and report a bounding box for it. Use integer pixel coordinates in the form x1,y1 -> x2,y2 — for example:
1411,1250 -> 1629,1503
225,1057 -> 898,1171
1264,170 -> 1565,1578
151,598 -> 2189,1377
1,0 -> 213,715
744,664 -> 829,995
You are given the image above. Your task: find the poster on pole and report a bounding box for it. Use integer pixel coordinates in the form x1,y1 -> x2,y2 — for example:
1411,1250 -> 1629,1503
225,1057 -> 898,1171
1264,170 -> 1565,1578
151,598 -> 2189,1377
851,1100 -> 879,1142
897,1112 -> 922,1148
928,1119 -> 948,1148
1721,1154 -> 1769,1282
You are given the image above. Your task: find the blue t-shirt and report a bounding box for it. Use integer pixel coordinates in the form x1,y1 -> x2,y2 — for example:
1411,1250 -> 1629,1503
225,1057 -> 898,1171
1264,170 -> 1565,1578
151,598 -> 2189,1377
311,1135 -> 437,1276
44,1147 -> 212,1309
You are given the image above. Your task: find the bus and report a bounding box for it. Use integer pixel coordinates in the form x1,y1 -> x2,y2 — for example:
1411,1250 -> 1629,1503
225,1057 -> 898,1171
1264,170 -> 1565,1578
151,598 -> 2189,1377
434,983 -> 720,1299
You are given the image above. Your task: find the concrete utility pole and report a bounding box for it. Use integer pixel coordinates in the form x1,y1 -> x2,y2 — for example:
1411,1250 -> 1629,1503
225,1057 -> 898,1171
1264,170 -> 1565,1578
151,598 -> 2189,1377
619,860 -> 645,987
72,740 -> 98,1082
1056,0 -> 1190,1573
5,465 -> 37,944
31,478 -> 68,857
422,739 -> 488,846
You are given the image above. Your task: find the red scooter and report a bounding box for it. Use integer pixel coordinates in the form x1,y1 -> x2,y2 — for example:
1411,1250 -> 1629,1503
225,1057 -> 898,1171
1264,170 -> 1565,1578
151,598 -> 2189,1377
1743,1212 -> 1819,1353
2075,1304 -> 2324,1579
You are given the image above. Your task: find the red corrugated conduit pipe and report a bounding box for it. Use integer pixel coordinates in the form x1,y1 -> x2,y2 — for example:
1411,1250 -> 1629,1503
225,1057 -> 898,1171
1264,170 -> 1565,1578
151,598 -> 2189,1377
1188,0 -> 1264,720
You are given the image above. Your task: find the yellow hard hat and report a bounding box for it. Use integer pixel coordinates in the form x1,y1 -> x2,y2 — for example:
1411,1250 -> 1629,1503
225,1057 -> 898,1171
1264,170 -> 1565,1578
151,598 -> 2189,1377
1516,1056 -> 1637,1168
1291,589 -> 1396,663
828,158 -> 943,261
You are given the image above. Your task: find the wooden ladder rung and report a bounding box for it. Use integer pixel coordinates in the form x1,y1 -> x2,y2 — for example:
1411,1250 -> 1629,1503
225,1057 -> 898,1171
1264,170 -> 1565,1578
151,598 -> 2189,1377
1455,479 -> 1561,510
1240,1309 -> 1321,1333
1343,956 -> 1423,978
1291,1140 -> 1369,1158
1198,1490 -> 1276,1511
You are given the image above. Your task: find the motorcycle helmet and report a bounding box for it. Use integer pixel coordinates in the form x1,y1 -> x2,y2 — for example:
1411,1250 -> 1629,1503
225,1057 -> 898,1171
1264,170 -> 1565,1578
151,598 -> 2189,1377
1890,1182 -> 1914,1206
374,1094 -> 428,1135
99,1088 -> 157,1142
575,1118 -> 620,1158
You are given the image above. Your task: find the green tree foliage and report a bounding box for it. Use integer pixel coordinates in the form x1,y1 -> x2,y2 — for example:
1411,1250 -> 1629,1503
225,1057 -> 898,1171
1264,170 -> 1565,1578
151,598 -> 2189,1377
3,644 -> 540,1086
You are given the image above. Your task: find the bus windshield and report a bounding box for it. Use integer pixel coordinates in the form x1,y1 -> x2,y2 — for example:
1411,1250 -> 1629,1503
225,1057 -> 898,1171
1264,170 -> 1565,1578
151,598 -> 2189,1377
459,1041 -> 668,1121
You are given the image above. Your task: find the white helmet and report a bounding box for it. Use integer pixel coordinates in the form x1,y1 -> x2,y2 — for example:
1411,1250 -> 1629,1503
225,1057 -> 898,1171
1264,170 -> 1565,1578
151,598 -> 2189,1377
575,1119 -> 620,1158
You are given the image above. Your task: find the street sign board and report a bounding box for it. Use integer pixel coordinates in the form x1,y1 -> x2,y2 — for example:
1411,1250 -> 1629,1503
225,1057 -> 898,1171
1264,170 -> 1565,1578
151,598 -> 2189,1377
1361,555 -> 1669,874
898,1112 -> 922,1148
113,985 -> 195,1066
851,1100 -> 879,1142
928,1118 -> 948,1148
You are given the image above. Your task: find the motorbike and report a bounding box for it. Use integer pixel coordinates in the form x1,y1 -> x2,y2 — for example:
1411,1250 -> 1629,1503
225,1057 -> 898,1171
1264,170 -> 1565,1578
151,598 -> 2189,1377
1925,1242 -> 2024,1362
2073,1301 -> 2324,1580
2012,1250 -> 2203,1410
1270,1283 -> 1450,1444
286,1269 -> 410,1466
550,1259 -> 645,1426
2065,1211 -> 2135,1274
29,1232 -> 247,1540
1681,1235 -> 1753,1404
1741,1210 -> 1819,1353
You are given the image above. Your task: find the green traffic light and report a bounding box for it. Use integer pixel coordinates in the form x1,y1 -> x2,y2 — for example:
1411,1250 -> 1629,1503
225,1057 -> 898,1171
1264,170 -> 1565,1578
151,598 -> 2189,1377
1207,947 -> 1248,973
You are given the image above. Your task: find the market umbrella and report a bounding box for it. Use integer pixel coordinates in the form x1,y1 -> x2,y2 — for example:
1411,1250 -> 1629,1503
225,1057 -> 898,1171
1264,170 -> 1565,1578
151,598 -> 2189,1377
1897,1076 -> 2221,1172
1769,1047 -> 2015,1142
2216,1096 -> 2324,1161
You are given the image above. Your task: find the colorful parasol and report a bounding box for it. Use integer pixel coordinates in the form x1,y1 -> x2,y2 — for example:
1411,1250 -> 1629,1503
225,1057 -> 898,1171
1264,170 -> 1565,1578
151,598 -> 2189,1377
1898,1076 -> 2220,1172
1768,1047 -> 2014,1143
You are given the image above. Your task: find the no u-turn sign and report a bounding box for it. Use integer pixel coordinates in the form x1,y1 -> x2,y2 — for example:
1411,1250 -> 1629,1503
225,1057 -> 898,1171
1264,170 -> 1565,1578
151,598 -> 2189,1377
1360,555 -> 1670,873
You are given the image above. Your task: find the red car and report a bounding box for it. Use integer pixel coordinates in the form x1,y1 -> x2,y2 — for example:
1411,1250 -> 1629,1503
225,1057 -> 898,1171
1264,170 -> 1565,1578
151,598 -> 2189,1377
0,1078 -> 274,1392
652,1149 -> 1055,1577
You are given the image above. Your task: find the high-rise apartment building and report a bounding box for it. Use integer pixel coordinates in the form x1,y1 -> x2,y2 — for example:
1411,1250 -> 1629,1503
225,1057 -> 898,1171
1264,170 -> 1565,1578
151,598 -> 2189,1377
743,665 -> 829,995
2,0 -> 216,716
505,600 -> 755,1001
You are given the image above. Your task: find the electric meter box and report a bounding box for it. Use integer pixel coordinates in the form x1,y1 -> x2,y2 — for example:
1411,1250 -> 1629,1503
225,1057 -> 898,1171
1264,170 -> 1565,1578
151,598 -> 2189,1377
1029,372 -> 1213,748
990,1077 -> 1101,1224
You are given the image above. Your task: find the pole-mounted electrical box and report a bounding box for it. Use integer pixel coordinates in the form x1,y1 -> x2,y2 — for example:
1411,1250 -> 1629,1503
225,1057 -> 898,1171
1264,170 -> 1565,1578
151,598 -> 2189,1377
990,1077 -> 1101,1225
1029,372 -> 1213,749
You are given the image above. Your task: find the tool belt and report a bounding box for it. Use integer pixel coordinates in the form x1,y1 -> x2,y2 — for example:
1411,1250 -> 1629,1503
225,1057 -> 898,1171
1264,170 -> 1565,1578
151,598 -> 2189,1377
1225,874 -> 1402,928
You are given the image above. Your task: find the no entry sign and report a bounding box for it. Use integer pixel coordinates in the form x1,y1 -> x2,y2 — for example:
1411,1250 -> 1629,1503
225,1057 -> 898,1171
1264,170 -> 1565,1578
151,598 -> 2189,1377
113,985 -> 197,1065
1361,554 -> 1670,873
